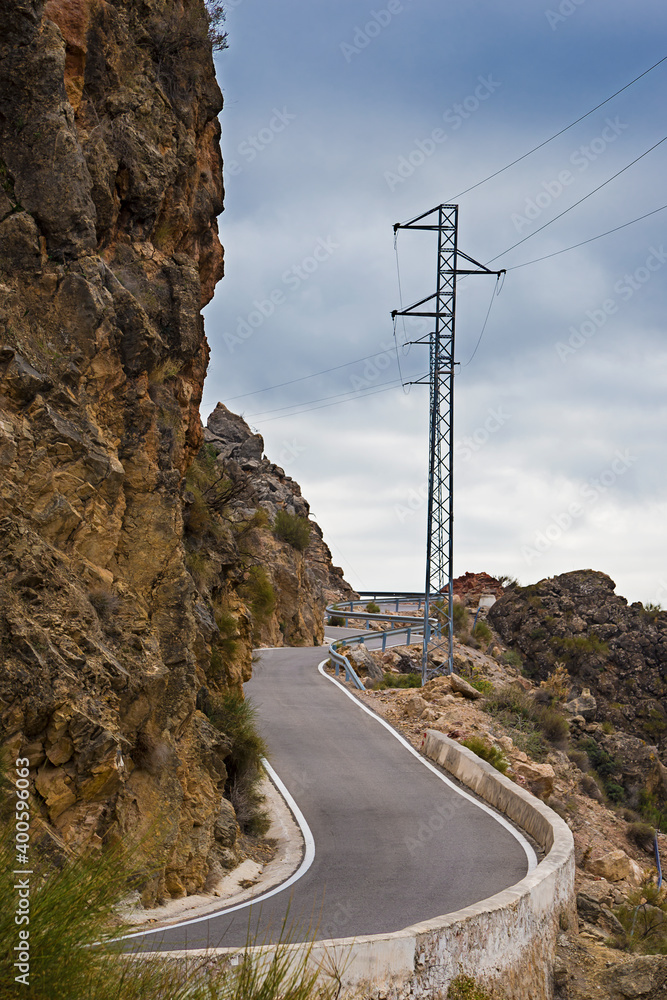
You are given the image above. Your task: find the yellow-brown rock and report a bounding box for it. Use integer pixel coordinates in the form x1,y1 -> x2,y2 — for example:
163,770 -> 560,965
0,0 -> 353,905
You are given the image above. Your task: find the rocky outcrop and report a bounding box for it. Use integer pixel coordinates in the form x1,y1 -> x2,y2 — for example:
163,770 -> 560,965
452,571 -> 505,605
0,0 -> 352,904
201,403 -> 356,646
488,571 -> 667,747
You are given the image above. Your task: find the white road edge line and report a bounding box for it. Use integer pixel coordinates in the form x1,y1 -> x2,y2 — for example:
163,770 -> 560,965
318,660 -> 538,874
116,759 -> 316,940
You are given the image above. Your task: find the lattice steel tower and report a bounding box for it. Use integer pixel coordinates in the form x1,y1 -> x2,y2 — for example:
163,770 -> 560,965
392,205 -> 504,682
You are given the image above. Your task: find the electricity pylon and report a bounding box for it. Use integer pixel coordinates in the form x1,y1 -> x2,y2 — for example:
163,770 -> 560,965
392,205 -> 505,683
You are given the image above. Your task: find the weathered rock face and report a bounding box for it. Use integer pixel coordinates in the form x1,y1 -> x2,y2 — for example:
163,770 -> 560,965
452,571 -> 504,606
0,0 -> 351,904
488,571 -> 667,747
201,403 -> 357,648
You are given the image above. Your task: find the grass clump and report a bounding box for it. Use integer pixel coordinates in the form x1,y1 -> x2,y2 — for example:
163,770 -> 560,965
610,881 -> 667,955
461,736 -> 509,775
207,692 -> 270,835
0,827 -> 339,998
448,973 -> 505,999
452,602 -> 469,637
577,737 -> 624,802
472,620 -> 492,644
500,648 -> 522,669
240,566 -> 276,642
626,821 -> 656,853
373,672 -> 422,689
273,510 -> 311,551
484,685 -> 568,755
365,601 -> 381,613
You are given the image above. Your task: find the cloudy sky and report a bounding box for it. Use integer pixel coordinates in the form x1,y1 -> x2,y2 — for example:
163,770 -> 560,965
202,0 -> 667,606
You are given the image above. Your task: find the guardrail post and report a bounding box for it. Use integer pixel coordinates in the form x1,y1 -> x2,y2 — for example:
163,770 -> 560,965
382,633 -> 387,652
407,627 -> 411,644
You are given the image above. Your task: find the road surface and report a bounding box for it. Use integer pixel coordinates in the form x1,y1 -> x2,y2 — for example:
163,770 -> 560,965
127,644 -> 533,951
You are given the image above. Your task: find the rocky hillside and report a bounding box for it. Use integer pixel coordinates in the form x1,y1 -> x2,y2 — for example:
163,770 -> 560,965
334,580 -> 667,999
489,570 -> 667,749
0,0 -> 352,905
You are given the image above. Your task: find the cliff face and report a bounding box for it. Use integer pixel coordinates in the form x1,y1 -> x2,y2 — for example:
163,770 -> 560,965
0,0 -> 352,904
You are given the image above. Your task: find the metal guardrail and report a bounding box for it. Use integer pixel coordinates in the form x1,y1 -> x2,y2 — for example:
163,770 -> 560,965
325,596 -> 438,690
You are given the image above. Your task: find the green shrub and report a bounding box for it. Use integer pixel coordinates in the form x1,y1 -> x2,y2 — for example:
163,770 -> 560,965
470,677 -> 494,695
550,632 -> 610,669
273,510 -> 311,551
448,973 -> 504,999
500,648 -> 522,668
0,825 -> 338,998
206,693 -> 270,835
484,685 -> 568,757
472,620 -> 492,644
611,882 -> 667,955
374,672 -> 422,689
240,566 -> 276,640
365,601 -> 381,613
186,550 -> 216,590
626,821 -> 656,853
577,737 -> 626,803
567,748 -> 589,771
639,789 -> 667,828
452,602 -> 468,636
327,615 -> 345,627
461,736 -> 509,775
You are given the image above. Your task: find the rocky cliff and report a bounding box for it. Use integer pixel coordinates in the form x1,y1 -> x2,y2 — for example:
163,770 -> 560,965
488,571 -> 667,749
0,0 -> 353,904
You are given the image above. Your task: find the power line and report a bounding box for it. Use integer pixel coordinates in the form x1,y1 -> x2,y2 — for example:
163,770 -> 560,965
505,203 -> 667,271
444,55 -> 667,203
461,274 -> 502,367
256,374 -> 428,424
246,370 -> 426,419
222,349 -> 402,401
487,134 -> 667,264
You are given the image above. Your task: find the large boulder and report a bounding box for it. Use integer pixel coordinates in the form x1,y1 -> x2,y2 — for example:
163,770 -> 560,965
345,644 -> 383,683
205,403 -> 264,463
587,849 -> 635,882
601,955 -> 667,999
449,672 -> 482,700
511,754 -> 555,798
564,688 -> 597,720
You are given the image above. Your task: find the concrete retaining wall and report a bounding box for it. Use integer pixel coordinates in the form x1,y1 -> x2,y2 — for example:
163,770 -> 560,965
163,731 -> 576,1000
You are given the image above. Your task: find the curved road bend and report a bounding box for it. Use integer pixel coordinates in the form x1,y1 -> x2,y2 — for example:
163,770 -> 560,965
127,645 -> 533,952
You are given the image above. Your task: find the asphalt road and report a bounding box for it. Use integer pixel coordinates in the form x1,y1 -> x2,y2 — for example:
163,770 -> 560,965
127,645 -> 533,951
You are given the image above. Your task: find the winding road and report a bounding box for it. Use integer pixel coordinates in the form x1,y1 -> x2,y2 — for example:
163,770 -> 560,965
127,642 -> 535,953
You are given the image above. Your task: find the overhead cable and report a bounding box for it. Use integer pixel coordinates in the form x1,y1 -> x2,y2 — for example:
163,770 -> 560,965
257,374 -> 428,424
445,55 -> 667,203
505,203 -> 667,270
487,134 -> 667,264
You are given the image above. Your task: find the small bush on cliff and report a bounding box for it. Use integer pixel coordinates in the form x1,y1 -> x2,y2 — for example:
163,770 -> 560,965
206,692 -> 270,835
460,736 -> 509,775
240,566 -> 276,642
273,510 -> 311,551
626,820 -> 656,853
